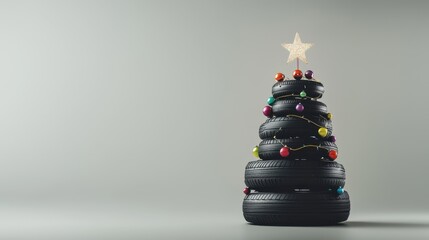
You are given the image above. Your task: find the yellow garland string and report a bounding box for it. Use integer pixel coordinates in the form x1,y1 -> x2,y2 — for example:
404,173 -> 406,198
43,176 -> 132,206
276,93 -> 322,100
319,114 -> 328,121
286,114 -> 326,129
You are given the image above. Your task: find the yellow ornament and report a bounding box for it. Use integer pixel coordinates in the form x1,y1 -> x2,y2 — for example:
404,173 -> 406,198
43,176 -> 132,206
252,146 -> 259,158
327,113 -> 333,120
318,127 -> 328,138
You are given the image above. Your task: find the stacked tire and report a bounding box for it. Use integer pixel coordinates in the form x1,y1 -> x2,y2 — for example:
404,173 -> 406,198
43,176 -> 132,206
243,78 -> 350,225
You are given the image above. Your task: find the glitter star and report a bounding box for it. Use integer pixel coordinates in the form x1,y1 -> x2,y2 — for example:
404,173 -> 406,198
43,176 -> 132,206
281,33 -> 313,64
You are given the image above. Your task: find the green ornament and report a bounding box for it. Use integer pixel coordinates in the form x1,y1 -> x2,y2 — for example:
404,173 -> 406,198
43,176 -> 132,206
300,90 -> 307,98
267,96 -> 275,105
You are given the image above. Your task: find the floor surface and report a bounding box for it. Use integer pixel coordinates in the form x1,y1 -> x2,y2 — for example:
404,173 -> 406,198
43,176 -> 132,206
0,204 -> 428,240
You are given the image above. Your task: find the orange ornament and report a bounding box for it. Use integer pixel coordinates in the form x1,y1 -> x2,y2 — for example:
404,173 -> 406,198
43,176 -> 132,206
293,69 -> 303,80
275,72 -> 285,81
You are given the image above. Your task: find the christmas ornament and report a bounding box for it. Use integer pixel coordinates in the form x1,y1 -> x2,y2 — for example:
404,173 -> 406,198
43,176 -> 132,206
318,127 -> 328,138
293,69 -> 303,80
243,187 -> 250,195
305,70 -> 314,79
328,150 -> 338,160
327,113 -> 333,120
263,106 -> 273,117
336,186 -> 344,195
279,147 -> 290,157
295,103 -> 304,112
329,135 -> 336,142
252,146 -> 259,158
275,73 -> 285,81
299,90 -> 307,97
281,32 -> 313,64
267,96 -> 275,105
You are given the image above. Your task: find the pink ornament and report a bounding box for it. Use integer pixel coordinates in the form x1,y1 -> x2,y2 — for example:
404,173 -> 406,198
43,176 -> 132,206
263,106 -> 273,117
295,103 -> 304,112
243,187 -> 250,195
280,147 -> 290,157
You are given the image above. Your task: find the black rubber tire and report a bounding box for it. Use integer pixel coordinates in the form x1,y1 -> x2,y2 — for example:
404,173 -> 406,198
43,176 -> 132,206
272,80 -> 324,99
272,99 -> 327,117
243,191 -> 350,225
258,138 -> 338,160
245,160 -> 345,191
259,115 -> 332,139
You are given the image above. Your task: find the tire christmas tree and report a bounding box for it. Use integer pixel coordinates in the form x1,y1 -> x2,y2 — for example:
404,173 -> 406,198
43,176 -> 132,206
242,33 -> 350,226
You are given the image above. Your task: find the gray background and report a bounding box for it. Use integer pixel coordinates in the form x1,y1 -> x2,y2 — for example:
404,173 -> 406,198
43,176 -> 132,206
1,0 -> 429,239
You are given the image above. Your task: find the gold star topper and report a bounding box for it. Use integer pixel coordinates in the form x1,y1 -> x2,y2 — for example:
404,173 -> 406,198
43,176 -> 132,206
281,32 -> 313,65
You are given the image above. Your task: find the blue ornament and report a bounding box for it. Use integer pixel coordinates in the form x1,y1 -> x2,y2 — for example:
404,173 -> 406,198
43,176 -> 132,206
336,186 -> 344,195
267,96 -> 275,105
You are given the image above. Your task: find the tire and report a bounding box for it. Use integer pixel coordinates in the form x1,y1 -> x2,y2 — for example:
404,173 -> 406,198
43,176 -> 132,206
272,80 -> 324,99
272,99 -> 327,117
259,115 -> 332,139
243,191 -> 350,225
245,160 -> 345,191
258,138 -> 338,160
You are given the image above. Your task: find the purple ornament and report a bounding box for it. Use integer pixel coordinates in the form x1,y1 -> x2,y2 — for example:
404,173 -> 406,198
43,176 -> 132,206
329,135 -> 336,142
305,70 -> 314,79
295,103 -> 304,112
262,106 -> 273,117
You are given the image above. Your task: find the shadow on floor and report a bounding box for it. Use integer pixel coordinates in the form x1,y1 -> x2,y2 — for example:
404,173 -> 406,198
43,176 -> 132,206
344,221 -> 429,228
246,221 -> 429,229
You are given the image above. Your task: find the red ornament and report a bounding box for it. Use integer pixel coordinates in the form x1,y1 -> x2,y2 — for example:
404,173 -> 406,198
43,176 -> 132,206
243,187 -> 250,195
293,69 -> 303,80
262,106 -> 273,118
328,150 -> 338,160
279,147 -> 290,157
275,72 -> 285,81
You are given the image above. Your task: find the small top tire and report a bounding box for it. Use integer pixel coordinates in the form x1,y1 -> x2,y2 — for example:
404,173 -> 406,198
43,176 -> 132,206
272,80 -> 324,99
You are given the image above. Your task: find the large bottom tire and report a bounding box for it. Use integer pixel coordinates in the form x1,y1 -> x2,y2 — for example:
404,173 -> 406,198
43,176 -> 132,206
245,160 -> 345,191
243,191 -> 350,226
